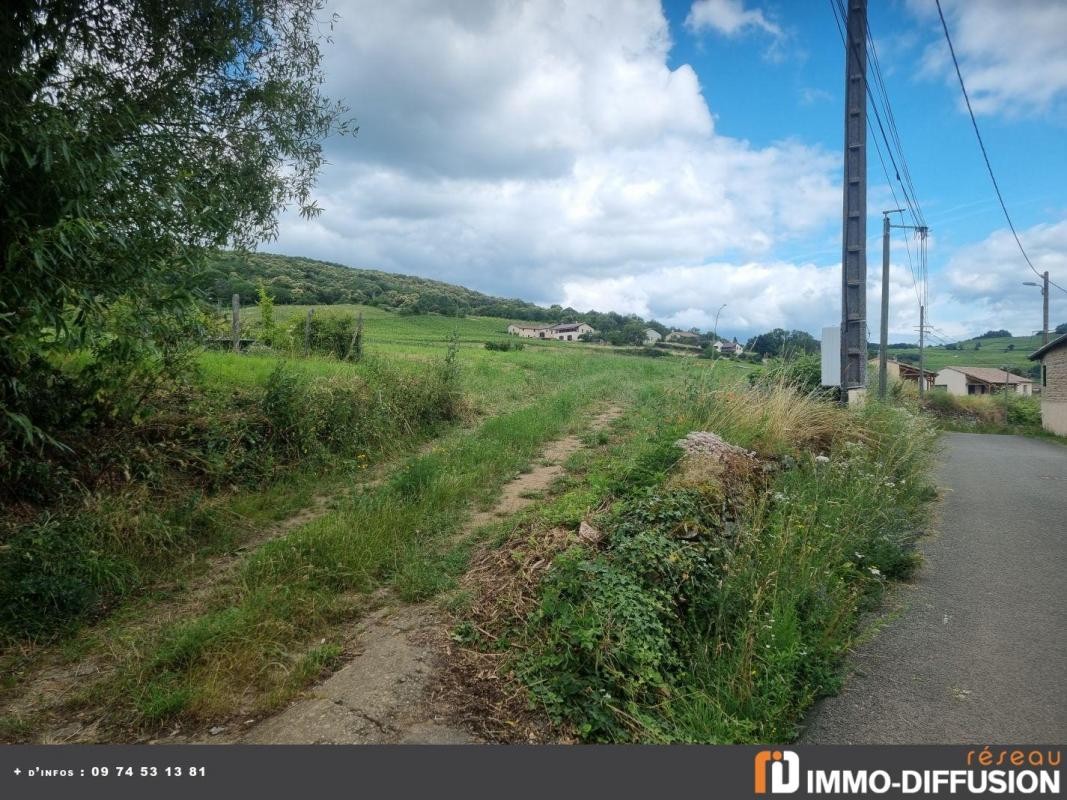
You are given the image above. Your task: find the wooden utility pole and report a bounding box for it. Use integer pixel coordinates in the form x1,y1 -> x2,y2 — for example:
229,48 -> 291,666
231,293 -> 240,353
840,0 -> 868,404
878,212 -> 891,400
918,304 -> 926,400
1042,270 -> 1049,346
303,308 -> 314,357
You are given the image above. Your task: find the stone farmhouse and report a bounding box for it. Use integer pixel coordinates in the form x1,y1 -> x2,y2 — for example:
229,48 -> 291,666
507,322 -> 595,342
1029,333 -> 1067,436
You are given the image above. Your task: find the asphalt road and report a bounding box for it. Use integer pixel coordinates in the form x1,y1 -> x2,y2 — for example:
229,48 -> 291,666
802,432 -> 1067,744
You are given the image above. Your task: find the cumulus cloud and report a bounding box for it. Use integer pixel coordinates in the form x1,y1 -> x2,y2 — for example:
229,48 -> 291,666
685,0 -> 782,40
908,0 -> 1067,116
936,218 -> 1067,335
270,0 -> 840,317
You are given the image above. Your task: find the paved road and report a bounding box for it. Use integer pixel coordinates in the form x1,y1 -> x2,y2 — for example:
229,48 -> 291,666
802,432 -> 1067,744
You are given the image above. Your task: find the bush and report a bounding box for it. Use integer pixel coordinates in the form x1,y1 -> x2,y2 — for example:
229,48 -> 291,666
289,311 -> 360,359
485,340 -> 524,351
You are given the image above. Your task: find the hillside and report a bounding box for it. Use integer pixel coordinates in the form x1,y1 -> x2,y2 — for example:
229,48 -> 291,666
199,251 -> 678,345
886,332 -> 1051,377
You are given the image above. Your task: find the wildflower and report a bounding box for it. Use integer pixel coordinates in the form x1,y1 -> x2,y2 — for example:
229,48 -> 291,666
815,455 -> 830,463
868,566 -> 882,577
773,492 -> 787,502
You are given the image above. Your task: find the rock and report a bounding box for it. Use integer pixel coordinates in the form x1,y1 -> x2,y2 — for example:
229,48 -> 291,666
578,520 -> 604,544
209,725 -> 226,736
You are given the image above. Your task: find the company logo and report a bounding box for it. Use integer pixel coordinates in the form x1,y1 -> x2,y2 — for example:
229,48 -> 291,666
754,750 -> 801,794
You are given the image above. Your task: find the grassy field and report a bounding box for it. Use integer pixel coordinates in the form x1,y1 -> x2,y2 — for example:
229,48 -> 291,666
0,301 -> 939,745
889,332 -> 1046,374
1,305 -> 736,739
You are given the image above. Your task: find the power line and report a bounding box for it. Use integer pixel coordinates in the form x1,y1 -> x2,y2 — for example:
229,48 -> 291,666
934,0 -> 1067,296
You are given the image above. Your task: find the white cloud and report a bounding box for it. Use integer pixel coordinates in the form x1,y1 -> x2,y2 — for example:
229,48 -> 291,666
936,218 -> 1067,335
909,0 -> 1067,116
271,0 -> 840,317
685,0 -> 782,40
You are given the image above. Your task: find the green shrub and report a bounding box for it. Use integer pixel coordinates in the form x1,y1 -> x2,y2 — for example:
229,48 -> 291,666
485,340 -> 524,351
0,514 -> 139,636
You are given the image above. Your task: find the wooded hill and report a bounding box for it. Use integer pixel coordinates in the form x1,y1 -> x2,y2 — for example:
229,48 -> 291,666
199,251 -> 670,342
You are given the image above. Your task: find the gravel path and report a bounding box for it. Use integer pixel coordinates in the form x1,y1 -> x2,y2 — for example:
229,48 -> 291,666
802,432 -> 1067,744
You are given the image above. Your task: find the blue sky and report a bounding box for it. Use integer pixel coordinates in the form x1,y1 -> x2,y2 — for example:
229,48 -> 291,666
271,0 -> 1067,343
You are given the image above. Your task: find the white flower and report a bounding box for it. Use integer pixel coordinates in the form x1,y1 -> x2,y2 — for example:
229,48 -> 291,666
815,455 -> 830,463
868,566 -> 882,577
773,492 -> 787,502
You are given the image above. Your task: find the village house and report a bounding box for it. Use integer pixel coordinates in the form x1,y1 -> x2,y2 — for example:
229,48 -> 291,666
506,322 -> 595,341
644,328 -> 662,344
717,341 -> 744,356
867,357 -> 937,389
665,330 -> 701,345
933,366 -> 1033,397
1028,333 -> 1067,436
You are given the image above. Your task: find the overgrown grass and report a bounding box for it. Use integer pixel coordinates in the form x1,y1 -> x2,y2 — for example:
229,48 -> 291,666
54,355 -> 695,732
478,382 -> 939,742
0,351 -> 464,639
922,389 -> 1044,436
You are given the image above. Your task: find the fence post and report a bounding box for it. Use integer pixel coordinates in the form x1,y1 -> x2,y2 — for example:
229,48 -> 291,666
303,308 -> 314,357
348,311 -> 364,362
231,294 -> 240,353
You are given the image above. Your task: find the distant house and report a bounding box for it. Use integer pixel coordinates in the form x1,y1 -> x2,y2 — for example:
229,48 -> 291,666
1029,333 -> 1067,435
719,341 -> 743,356
666,331 -> 701,345
507,322 -> 594,342
507,324 -> 542,337
867,358 -> 937,389
644,328 -> 662,344
934,366 -> 1033,397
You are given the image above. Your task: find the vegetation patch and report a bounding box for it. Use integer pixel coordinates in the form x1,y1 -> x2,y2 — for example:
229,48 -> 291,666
451,382 -> 938,743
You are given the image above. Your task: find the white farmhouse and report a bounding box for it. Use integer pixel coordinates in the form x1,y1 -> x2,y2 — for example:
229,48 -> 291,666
934,366 -> 1033,397
644,328 -> 662,344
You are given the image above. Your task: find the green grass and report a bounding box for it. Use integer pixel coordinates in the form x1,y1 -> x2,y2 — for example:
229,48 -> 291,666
84,357 -> 695,728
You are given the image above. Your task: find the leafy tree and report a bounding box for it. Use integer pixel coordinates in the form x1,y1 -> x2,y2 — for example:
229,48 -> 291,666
744,328 -> 819,359
1,0 -> 352,451
976,329 -> 1012,339
1055,322 -> 1067,335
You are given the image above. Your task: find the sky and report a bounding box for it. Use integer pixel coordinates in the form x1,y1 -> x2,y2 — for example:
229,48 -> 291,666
267,0 -> 1067,344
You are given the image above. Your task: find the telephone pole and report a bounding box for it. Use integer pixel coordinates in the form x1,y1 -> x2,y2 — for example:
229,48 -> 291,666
1043,270 -> 1049,346
840,0 -> 868,404
918,304 -> 926,400
878,209 -> 904,400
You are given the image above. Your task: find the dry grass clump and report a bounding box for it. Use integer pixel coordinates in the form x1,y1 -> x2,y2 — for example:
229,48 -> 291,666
679,380 -> 853,457
438,526 -> 582,743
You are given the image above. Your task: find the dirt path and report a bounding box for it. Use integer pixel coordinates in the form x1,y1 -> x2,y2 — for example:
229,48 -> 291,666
0,437 -> 443,743
218,405 -> 624,745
